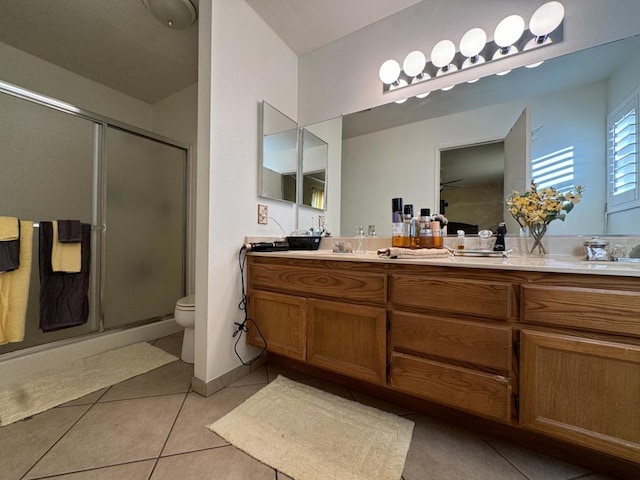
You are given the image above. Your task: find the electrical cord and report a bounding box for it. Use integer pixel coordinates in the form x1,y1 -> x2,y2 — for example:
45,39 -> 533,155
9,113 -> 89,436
233,245 -> 267,365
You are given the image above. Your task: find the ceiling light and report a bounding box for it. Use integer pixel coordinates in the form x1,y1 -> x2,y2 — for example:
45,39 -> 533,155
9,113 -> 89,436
142,0 -> 198,29
403,51 -> 427,78
379,59 -> 401,85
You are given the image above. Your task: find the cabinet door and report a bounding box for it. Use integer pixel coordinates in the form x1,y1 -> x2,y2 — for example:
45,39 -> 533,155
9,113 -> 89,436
307,298 -> 387,385
247,291 -> 307,361
520,330 -> 640,463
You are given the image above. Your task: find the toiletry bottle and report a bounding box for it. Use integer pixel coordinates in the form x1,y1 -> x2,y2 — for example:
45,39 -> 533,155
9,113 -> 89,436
354,225 -> 366,254
403,204 -> 414,247
391,198 -> 404,247
418,208 -> 432,248
457,230 -> 465,250
368,225 -> 376,237
431,220 -> 443,248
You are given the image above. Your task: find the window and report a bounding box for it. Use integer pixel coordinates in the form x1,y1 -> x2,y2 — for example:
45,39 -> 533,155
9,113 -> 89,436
607,91 -> 639,211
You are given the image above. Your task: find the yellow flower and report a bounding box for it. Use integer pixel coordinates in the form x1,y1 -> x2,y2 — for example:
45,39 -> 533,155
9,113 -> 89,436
506,183 -> 584,226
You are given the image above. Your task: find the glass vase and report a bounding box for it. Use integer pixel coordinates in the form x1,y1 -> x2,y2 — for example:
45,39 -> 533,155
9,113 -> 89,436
528,222 -> 548,255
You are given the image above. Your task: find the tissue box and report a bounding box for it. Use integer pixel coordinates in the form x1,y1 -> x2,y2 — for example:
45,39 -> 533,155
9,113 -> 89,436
286,236 -> 322,250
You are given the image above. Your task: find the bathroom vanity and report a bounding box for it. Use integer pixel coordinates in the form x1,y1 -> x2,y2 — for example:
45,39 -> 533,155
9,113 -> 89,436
246,249 -> 640,475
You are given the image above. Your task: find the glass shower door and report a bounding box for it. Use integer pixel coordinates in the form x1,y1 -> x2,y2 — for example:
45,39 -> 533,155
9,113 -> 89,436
103,127 -> 186,329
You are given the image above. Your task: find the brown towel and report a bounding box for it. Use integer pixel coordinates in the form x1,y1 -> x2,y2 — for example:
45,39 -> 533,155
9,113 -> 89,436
57,220 -> 82,243
0,221 -> 33,345
39,222 -> 90,332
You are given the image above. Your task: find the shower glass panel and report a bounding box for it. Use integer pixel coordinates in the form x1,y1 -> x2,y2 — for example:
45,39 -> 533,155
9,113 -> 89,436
103,127 -> 186,329
0,92 -> 98,354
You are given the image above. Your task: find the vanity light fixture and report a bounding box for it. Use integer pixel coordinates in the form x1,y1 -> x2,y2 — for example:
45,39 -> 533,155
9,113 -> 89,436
379,1 -> 564,95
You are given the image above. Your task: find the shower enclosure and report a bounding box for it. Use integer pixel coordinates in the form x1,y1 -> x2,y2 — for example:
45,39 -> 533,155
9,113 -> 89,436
0,81 -> 189,356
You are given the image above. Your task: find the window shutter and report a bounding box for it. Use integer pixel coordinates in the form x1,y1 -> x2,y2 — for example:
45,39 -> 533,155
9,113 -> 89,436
607,94 -> 639,210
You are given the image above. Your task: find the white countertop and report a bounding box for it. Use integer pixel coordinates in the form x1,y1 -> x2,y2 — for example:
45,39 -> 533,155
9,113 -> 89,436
249,249 -> 640,277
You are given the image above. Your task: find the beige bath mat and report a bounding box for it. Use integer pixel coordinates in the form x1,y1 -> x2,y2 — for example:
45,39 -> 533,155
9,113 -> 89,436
0,342 -> 177,426
209,375 -> 414,480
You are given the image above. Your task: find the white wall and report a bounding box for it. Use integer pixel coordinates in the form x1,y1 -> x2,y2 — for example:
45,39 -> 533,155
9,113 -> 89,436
196,0 -> 298,383
0,42 -> 152,129
298,0 -> 640,126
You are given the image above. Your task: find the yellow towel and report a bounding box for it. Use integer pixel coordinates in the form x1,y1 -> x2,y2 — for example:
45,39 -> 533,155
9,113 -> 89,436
0,220 -> 33,345
51,220 -> 81,273
0,216 -> 19,241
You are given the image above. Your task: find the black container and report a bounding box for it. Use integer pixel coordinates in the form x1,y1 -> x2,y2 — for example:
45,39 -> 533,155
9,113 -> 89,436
286,236 -> 322,250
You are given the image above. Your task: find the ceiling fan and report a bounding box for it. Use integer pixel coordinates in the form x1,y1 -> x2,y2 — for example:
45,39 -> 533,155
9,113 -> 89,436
440,178 -> 470,191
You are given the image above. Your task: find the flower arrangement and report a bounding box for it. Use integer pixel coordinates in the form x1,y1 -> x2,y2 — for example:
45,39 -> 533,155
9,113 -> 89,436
506,183 -> 584,254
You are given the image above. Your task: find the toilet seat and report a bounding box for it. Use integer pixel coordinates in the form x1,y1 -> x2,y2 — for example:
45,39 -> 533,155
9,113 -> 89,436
175,294 -> 195,311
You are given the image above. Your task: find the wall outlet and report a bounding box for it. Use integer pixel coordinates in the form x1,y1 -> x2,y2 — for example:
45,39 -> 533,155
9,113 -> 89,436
257,204 -> 268,224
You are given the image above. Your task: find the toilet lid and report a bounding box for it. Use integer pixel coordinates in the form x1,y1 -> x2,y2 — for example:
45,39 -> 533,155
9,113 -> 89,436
176,294 -> 195,310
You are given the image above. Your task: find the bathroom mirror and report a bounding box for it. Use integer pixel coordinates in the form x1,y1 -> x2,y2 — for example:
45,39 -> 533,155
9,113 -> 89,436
258,101 -> 298,203
300,127 -> 328,210
337,34 -> 640,237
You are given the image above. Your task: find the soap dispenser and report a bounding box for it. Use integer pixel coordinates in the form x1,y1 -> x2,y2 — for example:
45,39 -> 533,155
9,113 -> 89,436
493,221 -> 507,251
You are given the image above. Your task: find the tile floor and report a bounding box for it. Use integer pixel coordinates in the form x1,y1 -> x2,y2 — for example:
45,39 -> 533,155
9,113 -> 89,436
0,333 -> 619,480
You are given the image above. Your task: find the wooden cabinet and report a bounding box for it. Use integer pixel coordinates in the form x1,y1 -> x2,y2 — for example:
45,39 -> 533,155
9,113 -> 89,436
247,258 -> 388,380
307,298 -> 387,384
520,330 -> 640,463
247,290 -> 307,361
248,255 -> 640,467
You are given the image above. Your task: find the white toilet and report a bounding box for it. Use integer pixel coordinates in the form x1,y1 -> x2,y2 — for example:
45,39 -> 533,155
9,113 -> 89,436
174,294 -> 195,363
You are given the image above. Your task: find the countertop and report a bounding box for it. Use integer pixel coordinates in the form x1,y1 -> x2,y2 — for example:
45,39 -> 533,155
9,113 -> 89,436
249,249 -> 640,277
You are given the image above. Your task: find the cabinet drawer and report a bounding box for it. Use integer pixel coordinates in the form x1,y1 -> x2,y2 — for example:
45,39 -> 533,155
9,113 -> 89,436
390,311 -> 512,371
522,285 -> 640,337
390,352 -> 512,422
250,263 -> 387,304
247,291 -> 306,361
390,275 -> 513,320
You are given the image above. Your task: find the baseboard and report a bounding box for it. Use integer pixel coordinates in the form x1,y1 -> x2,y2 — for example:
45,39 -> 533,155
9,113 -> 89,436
191,353 -> 268,397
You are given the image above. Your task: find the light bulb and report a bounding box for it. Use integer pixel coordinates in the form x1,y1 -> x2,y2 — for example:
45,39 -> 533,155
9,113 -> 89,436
530,1 -> 565,38
431,40 -> 456,68
379,59 -> 401,85
492,46 -> 519,75
403,50 -> 427,77
494,14 -> 525,48
411,75 -> 431,98
391,79 -> 408,103
460,28 -> 487,58
436,64 -> 458,90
